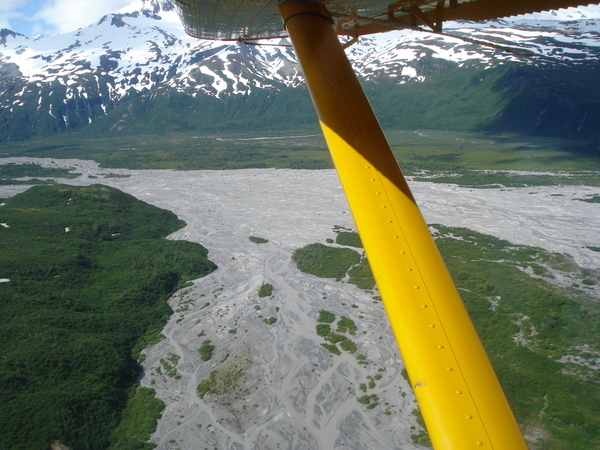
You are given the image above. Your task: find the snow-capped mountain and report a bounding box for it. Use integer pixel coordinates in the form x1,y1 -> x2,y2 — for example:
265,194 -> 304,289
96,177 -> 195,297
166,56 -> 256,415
1,0 -> 600,142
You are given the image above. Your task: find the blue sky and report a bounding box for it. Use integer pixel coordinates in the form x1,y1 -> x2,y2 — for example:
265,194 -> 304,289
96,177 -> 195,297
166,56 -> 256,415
0,0 -> 134,37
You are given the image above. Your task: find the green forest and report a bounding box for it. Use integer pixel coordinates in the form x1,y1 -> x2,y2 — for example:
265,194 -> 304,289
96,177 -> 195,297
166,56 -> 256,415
0,184 -> 217,449
293,229 -> 600,449
3,128 -> 600,173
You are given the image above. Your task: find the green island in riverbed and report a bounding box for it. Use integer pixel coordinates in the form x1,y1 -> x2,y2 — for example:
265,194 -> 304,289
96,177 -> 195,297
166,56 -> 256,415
293,229 -> 600,449
0,184 -> 217,449
0,163 -> 81,186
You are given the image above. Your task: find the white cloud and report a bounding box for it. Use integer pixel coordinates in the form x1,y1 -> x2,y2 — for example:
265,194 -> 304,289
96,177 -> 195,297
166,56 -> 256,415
0,0 -> 27,33
0,0 -> 27,12
34,0 -> 133,34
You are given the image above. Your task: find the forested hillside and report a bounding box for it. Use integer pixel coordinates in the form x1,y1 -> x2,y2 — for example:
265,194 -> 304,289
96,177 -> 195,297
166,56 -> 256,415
0,184 -> 217,448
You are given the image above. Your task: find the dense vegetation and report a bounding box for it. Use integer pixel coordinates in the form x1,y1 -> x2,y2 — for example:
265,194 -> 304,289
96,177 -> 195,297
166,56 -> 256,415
368,65 -> 600,143
432,225 -> 600,448
108,386 -> 165,449
385,129 -> 600,174
334,231 -> 363,248
0,163 -> 80,185
199,340 -> 216,362
0,131 -> 332,170
295,229 -> 600,448
0,184 -> 217,449
578,194 -> 600,203
2,128 -> 599,173
249,236 -> 269,244
292,243 -> 361,279
293,231 -> 375,290
316,311 -> 358,355
258,283 -> 274,297
411,170 -> 600,188
347,256 -> 376,290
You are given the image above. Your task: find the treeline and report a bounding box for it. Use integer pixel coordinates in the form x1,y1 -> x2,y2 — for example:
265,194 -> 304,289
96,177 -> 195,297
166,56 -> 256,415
0,184 -> 217,449
411,170 -> 600,188
0,134 -> 332,171
0,163 -> 79,180
0,163 -> 81,186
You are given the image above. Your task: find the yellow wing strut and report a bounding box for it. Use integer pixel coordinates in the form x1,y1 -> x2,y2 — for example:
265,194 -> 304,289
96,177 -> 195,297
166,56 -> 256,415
279,2 -> 527,448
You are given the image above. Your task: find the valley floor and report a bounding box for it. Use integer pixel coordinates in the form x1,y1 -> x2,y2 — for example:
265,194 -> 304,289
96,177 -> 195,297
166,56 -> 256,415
1,157 -> 599,449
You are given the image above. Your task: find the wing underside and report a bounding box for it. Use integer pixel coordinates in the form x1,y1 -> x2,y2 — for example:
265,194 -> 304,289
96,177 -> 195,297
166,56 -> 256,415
173,0 -> 598,40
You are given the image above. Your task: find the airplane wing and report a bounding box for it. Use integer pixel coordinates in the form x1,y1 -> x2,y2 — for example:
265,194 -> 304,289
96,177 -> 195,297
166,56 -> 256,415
173,0 -> 599,40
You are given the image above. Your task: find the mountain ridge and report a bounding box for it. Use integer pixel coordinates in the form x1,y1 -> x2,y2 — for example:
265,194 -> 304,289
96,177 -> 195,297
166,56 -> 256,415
1,0 -> 599,146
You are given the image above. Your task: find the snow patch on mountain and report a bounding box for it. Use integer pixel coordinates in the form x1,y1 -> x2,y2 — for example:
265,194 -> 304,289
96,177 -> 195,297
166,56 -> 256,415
0,0 -> 599,135
2,1 -> 599,97
0,1 -> 302,105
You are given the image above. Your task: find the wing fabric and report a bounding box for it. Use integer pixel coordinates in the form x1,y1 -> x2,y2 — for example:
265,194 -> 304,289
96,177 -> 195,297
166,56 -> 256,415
174,0 -> 600,40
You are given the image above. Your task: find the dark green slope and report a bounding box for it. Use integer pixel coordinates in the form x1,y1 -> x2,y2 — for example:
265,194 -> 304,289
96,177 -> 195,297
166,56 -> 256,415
485,64 -> 600,141
0,184 -> 217,449
81,62 -> 600,150
81,87 -> 318,136
3,61 -> 600,148
367,65 -> 510,132
368,62 -> 600,143
0,76 -> 115,142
